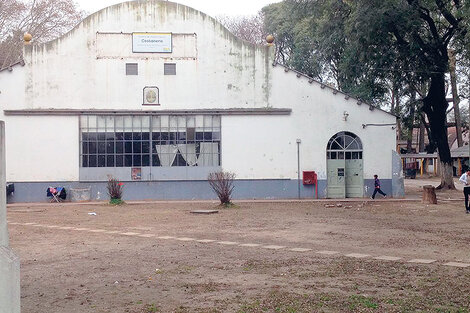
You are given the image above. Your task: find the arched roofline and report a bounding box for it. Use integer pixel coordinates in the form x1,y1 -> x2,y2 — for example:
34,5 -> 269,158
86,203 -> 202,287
29,0 -> 263,51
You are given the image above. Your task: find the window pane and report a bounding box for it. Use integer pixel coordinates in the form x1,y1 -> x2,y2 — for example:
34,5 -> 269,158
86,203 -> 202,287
116,132 -> 124,140
106,155 -> 114,167
82,142 -> 89,154
346,152 -> 352,160
142,132 -> 149,140
344,135 -> 353,149
98,142 -> 106,153
125,142 -> 132,153
116,142 -> 123,153
125,155 -> 132,167
338,152 -> 344,159
142,142 -> 150,153
204,132 -> 212,141
82,155 -> 88,167
213,116 -> 221,128
152,154 -> 161,166
132,116 -> 142,131
89,142 -> 97,154
133,132 -> 142,140
330,139 -> 342,150
106,142 -> 114,154
152,116 -> 161,130
80,115 -> 88,129
133,142 -> 142,153
87,133 -> 97,141
204,115 -> 212,128
88,116 -> 97,128
133,155 -> 141,166
142,155 -> 150,166
187,128 -> 195,141
116,155 -> 124,167
89,155 -> 97,167
98,155 -> 106,167
115,116 -> 124,131
330,152 -> 337,159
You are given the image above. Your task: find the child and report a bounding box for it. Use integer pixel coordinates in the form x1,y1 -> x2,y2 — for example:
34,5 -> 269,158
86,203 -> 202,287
371,174 -> 386,199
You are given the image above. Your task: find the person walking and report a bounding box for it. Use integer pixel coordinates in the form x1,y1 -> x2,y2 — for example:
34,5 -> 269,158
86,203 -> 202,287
371,174 -> 386,199
459,170 -> 470,214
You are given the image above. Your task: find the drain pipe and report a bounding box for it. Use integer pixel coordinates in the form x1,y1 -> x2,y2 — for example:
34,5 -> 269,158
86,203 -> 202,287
296,139 -> 301,199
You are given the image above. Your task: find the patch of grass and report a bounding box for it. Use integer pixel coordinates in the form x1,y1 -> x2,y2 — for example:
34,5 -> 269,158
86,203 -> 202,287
348,295 -> 378,309
145,303 -> 159,312
218,202 -> 237,209
109,198 -> 125,205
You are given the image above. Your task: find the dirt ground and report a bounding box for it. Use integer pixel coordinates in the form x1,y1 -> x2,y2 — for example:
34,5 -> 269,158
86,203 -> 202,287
6,178 -> 470,312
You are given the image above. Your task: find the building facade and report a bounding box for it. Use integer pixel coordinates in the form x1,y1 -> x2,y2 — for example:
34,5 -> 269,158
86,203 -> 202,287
0,0 -> 398,202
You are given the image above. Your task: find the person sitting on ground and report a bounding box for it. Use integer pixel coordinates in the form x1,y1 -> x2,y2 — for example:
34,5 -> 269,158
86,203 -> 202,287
371,174 -> 387,199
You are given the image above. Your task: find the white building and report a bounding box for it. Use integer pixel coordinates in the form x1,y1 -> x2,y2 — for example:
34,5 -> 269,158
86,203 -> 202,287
0,0 -> 399,202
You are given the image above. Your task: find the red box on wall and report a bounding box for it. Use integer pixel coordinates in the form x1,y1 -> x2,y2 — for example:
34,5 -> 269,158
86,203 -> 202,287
302,171 -> 317,185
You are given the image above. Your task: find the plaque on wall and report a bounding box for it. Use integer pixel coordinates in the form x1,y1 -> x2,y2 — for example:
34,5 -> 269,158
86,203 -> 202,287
143,86 -> 160,106
132,32 -> 172,53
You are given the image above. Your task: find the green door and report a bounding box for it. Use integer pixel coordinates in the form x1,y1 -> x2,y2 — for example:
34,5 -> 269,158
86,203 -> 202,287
345,159 -> 363,197
327,159 -> 346,198
327,132 -> 363,199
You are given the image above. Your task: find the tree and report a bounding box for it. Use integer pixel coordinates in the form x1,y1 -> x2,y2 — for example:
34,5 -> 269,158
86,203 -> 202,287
344,0 -> 469,188
0,0 -> 84,69
217,14 -> 267,45
263,0 -> 470,189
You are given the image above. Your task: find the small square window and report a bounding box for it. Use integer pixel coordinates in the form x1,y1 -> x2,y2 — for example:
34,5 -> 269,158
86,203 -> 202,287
164,63 -> 176,75
126,63 -> 138,75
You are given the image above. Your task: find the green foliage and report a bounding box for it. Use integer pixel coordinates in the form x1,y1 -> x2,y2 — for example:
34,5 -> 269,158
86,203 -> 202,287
263,0 -> 470,183
109,198 -> 125,206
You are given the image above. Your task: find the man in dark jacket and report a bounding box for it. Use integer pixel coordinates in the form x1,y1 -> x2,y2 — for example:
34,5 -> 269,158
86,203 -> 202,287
371,174 -> 386,199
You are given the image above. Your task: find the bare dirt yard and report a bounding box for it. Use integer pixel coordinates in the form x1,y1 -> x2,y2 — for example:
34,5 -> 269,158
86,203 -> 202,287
6,179 -> 470,312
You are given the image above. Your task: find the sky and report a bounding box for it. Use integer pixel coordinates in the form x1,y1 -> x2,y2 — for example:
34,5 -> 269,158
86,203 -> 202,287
76,0 -> 280,17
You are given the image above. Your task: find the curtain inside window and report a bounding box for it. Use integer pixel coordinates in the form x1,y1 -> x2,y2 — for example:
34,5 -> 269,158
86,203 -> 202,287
198,142 -> 219,166
155,144 -> 178,166
177,144 -> 197,166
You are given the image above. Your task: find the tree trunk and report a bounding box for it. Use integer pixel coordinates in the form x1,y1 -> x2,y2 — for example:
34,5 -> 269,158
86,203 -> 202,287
419,120 -> 425,152
448,49 -> 463,147
422,74 -> 455,189
422,185 -> 437,204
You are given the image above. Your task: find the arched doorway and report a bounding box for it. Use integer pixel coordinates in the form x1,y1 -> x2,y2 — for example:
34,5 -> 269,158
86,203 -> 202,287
326,131 -> 363,198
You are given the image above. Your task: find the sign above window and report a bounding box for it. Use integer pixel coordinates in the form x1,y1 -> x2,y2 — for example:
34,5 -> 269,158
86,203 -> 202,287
143,86 -> 160,106
132,32 -> 172,53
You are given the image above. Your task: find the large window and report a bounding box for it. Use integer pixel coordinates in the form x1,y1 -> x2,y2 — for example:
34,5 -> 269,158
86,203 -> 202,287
80,115 -> 221,168
326,131 -> 363,160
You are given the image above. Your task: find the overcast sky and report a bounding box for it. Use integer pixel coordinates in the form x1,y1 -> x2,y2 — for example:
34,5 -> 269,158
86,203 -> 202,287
76,0 -> 280,17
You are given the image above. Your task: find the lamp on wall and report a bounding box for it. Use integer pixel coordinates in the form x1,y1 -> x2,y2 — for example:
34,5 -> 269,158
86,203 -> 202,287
343,111 -> 349,121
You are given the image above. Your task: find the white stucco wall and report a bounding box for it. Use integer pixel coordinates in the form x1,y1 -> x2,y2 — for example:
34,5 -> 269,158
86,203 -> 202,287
22,0 -> 273,111
4,116 -> 79,182
0,0 -> 396,183
222,66 -> 396,180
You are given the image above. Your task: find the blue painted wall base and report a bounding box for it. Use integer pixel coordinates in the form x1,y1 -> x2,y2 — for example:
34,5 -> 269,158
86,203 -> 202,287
6,179 -> 392,203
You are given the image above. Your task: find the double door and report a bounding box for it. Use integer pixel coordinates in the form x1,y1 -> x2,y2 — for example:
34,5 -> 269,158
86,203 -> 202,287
327,159 -> 363,198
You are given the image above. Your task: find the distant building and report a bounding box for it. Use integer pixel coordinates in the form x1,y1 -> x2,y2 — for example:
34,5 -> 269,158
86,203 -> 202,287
0,0 -> 397,202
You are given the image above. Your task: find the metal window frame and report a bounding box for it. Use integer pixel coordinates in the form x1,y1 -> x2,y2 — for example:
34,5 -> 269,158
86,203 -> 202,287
79,114 -> 221,169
